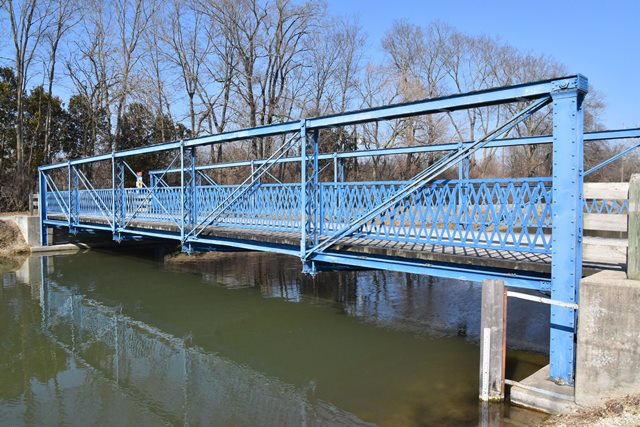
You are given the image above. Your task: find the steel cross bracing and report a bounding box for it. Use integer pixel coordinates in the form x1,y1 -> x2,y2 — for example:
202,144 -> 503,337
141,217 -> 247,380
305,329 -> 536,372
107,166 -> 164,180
303,96 -> 552,260
185,131 -> 302,242
38,74 -> 640,385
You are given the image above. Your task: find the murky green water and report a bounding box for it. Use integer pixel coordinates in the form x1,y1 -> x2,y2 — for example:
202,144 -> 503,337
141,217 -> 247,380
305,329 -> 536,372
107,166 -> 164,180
1,249 -> 549,426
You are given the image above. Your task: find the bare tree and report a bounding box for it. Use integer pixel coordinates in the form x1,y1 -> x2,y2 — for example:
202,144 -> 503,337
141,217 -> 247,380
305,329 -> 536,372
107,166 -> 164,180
381,20 -> 448,177
303,18 -> 340,116
195,6 -> 237,162
163,0 -> 211,136
4,0 -> 49,184
141,6 -> 173,143
43,0 -> 80,162
65,0 -> 117,157
333,16 -> 366,115
206,0 -> 318,158
357,62 -> 399,180
113,0 -> 155,150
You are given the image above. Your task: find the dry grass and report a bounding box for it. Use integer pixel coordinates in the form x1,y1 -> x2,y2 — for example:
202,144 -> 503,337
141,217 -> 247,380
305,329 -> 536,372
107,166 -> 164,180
544,395 -> 640,427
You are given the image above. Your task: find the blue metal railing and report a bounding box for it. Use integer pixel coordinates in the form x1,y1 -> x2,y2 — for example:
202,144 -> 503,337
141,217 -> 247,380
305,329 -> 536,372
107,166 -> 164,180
46,176 -> 629,256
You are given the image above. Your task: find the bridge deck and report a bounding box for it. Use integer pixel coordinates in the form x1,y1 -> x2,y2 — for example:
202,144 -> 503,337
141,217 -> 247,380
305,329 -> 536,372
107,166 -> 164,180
48,213 -> 623,276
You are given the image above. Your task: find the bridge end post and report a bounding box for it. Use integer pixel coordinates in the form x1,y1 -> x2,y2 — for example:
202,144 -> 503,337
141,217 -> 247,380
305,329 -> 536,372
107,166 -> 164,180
479,279 -> 506,401
38,168 -> 48,246
549,75 -> 588,385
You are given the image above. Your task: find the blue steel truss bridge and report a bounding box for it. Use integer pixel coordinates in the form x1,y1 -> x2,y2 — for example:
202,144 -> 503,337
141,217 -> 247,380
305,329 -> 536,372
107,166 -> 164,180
38,75 -> 640,386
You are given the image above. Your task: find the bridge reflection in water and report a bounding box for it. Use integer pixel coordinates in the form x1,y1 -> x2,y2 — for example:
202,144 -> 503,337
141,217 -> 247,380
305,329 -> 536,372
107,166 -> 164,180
2,251 -> 549,426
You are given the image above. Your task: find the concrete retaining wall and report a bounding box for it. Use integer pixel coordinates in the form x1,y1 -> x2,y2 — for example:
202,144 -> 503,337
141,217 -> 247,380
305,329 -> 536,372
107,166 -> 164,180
11,215 -> 41,246
576,270 -> 640,406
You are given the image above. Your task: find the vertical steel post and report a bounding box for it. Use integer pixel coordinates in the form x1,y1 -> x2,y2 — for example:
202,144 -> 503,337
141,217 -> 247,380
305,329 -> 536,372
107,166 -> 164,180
182,146 -> 196,253
113,157 -> 125,241
300,120 -> 308,259
180,141 -> 185,243
337,158 -> 345,227
313,130 -> 321,238
190,148 -> 197,227
458,141 -> 470,232
195,170 -> 202,226
111,153 -> 117,235
301,126 -> 319,274
38,168 -> 48,246
550,76 -> 587,384
67,161 -> 72,229
69,163 -> 79,233
149,172 -> 158,214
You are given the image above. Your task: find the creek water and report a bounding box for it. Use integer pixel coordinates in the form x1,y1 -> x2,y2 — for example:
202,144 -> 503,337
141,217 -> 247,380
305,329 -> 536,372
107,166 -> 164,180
0,248 -> 550,426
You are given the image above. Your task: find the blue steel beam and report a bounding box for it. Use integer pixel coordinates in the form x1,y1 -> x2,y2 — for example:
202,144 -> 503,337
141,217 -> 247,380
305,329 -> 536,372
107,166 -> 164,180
549,83 -> 587,385
43,220 -> 112,232
42,219 -> 69,227
185,235 -> 551,290
310,252 -> 551,291
40,122 -> 300,170
305,75 -> 584,129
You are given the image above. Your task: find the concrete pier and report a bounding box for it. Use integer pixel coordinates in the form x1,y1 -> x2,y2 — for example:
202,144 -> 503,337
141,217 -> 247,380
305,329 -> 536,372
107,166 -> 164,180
510,269 -> 640,413
628,174 -> 639,280
575,270 -> 640,406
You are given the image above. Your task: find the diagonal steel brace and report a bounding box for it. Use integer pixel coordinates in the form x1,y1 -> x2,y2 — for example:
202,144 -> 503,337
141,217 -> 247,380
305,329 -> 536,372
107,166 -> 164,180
185,132 -> 301,241
305,96 -> 552,258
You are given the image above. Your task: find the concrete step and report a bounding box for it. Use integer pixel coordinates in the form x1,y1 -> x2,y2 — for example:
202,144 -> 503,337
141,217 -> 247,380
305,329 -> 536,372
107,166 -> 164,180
509,365 -> 577,414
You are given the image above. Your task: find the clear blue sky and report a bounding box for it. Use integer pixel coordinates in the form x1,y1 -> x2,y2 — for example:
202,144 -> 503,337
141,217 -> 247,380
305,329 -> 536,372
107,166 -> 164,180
326,0 -> 640,129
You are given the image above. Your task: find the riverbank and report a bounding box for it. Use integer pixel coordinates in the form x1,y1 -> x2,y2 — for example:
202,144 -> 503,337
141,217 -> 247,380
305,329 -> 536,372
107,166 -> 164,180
544,395 -> 640,427
0,219 -> 30,270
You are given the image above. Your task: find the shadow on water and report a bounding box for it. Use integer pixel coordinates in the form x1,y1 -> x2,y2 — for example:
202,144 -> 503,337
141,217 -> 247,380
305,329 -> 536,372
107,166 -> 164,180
0,248 -> 549,426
